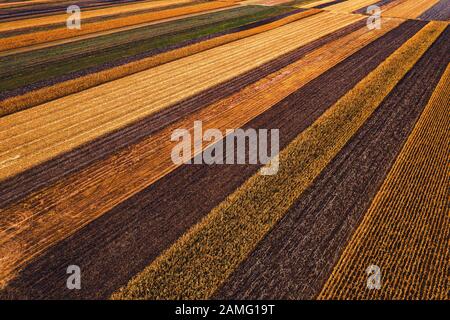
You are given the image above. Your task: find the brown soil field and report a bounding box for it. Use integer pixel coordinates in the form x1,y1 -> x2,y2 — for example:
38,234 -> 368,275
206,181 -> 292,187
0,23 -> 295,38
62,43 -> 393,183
319,63 -> 450,300
0,20 -> 421,299
0,17 -> 375,292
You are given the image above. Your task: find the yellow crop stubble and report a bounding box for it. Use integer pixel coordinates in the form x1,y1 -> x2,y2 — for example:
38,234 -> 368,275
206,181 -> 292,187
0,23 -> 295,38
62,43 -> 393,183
0,10 -> 321,117
319,64 -> 450,300
0,17 -> 397,290
0,0 -> 194,32
111,22 -> 446,300
383,0 -> 441,19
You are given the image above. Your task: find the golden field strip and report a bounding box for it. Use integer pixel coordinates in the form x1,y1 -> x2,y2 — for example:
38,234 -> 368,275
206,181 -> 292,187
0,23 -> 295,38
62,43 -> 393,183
383,0 -> 440,19
0,0 -> 448,300
0,0 -> 193,31
325,0 -> 379,12
0,1 -> 236,51
0,9 -> 320,117
0,12 -> 382,289
0,11 -> 362,181
319,64 -> 450,300
0,4 -> 241,58
297,0 -> 337,8
112,22 -> 445,300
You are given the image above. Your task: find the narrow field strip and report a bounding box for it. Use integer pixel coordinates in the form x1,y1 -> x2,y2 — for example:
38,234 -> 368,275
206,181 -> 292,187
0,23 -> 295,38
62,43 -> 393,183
0,5 -> 275,77
111,22 -> 444,300
0,0 -> 157,18
383,0 -> 440,19
0,18 -> 386,295
0,1 -> 236,51
313,0 -> 346,9
325,0 -> 379,12
0,7 -> 314,116
319,64 -> 450,300
0,1 -> 204,38
0,4 -> 239,58
0,6 -> 299,101
353,0 -> 400,14
0,16 -> 363,212
0,0 -> 193,31
216,24 -> 450,300
419,0 -> 450,21
0,19 -> 415,299
294,0 -> 334,8
0,11 -> 360,181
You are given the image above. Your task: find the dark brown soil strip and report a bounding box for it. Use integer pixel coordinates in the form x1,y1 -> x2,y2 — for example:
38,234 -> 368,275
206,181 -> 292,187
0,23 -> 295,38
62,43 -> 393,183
0,1 -> 204,34
353,0 -> 396,14
0,16 -> 359,209
419,0 -> 450,21
0,0 -> 155,21
214,26 -> 450,300
0,20 -> 424,300
0,8 -> 305,100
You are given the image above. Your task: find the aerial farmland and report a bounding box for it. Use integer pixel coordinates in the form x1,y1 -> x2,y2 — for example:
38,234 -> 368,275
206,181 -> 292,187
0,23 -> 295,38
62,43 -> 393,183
0,0 -> 448,305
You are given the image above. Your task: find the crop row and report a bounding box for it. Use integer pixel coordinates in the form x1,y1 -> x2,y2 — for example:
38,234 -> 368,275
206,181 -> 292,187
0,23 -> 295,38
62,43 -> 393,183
319,63 -> 450,300
110,21 -> 443,300
0,9 -> 317,116
0,11 -> 360,182
0,0 -> 193,32
0,1 -> 235,51
383,0 -> 440,19
0,16 -> 389,298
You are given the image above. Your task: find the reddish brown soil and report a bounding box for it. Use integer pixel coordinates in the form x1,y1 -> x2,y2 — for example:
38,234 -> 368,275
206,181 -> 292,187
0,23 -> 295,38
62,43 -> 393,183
0,21 -> 424,300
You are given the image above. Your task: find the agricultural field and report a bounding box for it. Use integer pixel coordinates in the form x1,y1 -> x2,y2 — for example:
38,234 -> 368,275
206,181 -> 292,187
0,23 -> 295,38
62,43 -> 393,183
0,0 -> 448,304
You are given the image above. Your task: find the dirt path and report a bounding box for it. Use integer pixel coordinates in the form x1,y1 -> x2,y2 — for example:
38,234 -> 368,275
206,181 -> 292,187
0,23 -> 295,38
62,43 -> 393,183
0,20 -> 420,299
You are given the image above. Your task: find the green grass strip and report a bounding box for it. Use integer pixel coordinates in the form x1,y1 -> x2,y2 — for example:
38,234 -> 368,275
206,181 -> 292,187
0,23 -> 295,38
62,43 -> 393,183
111,21 -> 446,300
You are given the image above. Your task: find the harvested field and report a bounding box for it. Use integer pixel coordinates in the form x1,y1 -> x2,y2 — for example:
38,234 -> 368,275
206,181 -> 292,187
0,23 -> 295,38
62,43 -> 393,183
419,0 -> 450,21
0,10 -> 360,181
217,24 -> 449,300
0,0 -> 193,30
0,9 -> 317,116
0,0 -> 448,303
325,0 -> 380,12
383,0 -> 440,19
0,1 -> 236,51
0,18 -> 402,296
319,63 -> 450,300
112,21 -> 444,300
